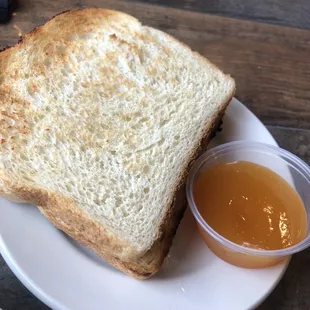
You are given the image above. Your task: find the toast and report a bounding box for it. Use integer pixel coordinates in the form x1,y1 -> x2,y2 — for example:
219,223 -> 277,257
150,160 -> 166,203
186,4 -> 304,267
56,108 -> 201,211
0,8 -> 235,278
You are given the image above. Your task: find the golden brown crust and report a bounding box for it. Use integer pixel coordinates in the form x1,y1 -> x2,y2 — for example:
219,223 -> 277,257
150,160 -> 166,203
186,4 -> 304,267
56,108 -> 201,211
0,8 -> 235,279
4,185 -> 133,257
0,9 -> 139,76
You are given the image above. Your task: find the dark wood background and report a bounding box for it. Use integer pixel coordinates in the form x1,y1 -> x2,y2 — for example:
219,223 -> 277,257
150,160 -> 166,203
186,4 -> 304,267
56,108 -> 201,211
1,0 -> 310,309
1,0 -> 310,129
127,0 -> 310,30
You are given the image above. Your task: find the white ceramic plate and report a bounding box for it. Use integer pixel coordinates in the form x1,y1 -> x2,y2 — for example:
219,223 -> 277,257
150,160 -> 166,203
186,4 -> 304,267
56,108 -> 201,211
0,98 -> 289,310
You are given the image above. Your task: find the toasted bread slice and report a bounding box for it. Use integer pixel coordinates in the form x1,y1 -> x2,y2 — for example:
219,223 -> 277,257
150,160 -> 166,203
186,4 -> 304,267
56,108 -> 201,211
0,9 -> 235,278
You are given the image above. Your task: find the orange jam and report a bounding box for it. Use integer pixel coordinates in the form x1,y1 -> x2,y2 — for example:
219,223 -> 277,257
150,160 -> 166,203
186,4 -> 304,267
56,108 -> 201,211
193,161 -> 307,268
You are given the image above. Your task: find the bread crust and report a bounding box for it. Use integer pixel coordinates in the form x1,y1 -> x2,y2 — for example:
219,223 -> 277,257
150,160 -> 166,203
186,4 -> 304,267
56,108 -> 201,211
0,9 -> 235,279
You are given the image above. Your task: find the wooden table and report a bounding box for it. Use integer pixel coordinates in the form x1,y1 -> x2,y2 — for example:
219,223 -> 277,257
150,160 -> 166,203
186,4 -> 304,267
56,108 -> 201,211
0,1 -> 310,309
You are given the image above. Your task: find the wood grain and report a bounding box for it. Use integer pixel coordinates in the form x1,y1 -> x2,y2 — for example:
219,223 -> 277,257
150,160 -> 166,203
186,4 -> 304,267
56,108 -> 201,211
125,0 -> 310,30
1,0 -> 310,129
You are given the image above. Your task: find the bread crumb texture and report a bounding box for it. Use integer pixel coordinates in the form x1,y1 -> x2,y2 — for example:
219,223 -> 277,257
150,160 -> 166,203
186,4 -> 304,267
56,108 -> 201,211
0,9 -> 235,257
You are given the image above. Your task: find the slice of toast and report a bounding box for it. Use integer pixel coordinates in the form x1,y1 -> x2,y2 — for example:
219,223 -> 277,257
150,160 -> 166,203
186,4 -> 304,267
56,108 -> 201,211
0,9 -> 235,279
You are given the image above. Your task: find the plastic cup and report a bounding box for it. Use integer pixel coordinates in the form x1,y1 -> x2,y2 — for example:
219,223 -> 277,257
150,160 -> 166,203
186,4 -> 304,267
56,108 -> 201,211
186,141 -> 310,268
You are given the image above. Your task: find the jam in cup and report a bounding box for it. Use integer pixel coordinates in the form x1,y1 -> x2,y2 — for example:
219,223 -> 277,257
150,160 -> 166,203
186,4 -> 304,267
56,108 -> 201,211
186,141 -> 310,268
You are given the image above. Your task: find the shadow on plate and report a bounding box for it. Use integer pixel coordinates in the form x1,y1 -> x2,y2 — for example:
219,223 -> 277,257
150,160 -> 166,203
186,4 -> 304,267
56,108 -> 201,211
153,209 -> 213,280
62,233 -> 120,273
60,209 -> 209,280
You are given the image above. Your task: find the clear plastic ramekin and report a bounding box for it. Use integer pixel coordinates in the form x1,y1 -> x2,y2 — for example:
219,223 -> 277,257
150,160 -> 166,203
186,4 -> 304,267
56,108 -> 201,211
186,141 -> 310,268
